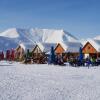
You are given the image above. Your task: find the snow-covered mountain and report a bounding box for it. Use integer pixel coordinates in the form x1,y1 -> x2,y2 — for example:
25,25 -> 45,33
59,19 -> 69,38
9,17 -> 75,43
0,28 -> 80,51
81,35 -> 100,46
94,35 -> 100,40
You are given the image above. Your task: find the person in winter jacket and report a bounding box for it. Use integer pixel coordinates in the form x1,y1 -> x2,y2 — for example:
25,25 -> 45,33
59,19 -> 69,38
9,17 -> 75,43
86,58 -> 91,68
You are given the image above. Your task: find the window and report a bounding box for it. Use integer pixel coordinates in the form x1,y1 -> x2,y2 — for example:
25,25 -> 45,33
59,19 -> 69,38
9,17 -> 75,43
88,46 -> 91,50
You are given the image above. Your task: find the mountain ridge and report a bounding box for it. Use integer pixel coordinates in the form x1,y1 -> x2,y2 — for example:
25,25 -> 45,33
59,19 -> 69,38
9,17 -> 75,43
0,28 -> 81,51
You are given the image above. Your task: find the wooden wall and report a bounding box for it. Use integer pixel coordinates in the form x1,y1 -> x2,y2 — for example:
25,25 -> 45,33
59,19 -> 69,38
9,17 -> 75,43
82,42 -> 97,54
55,43 -> 65,54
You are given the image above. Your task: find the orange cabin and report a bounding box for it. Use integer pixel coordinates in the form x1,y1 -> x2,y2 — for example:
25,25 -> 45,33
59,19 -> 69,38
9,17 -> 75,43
82,42 -> 100,58
55,43 -> 65,54
82,42 -> 97,54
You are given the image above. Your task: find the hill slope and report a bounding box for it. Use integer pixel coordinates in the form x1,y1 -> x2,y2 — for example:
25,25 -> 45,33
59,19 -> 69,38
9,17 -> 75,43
0,28 -> 80,51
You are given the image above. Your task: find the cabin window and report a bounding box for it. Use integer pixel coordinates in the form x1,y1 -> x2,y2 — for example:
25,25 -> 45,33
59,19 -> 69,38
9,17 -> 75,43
88,46 -> 91,50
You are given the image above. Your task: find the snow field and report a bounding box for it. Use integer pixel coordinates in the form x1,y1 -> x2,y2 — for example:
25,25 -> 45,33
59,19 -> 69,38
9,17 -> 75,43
0,61 -> 100,100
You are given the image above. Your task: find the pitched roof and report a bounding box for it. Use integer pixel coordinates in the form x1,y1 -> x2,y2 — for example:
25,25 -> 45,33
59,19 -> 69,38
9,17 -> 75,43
18,43 -> 36,52
43,43 -> 57,53
66,42 -> 82,52
59,42 -> 82,53
37,42 -> 82,53
17,41 -> 82,54
82,42 -> 97,53
37,42 -> 57,54
91,40 -> 100,52
83,39 -> 100,52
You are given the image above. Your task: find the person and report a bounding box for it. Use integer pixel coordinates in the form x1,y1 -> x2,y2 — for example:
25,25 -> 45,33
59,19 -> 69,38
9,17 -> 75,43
1,51 -> 4,60
55,55 -> 58,65
86,58 -> 91,68
11,49 -> 15,61
90,57 -> 96,66
57,55 -> 64,65
6,50 -> 10,61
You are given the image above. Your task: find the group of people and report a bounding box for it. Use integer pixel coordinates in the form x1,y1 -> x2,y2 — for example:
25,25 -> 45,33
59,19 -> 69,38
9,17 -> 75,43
0,49 -> 15,61
69,56 -> 100,67
1,48 -> 100,67
47,54 -> 64,65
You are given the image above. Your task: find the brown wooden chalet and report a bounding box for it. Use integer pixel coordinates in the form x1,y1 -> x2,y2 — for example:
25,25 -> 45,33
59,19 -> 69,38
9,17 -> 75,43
55,43 -> 65,54
15,45 -> 24,61
54,42 -> 82,61
32,45 -> 46,64
82,42 -> 100,58
15,43 -> 35,61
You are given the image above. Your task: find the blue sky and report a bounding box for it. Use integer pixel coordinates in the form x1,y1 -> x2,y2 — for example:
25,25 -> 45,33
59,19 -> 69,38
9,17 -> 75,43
0,0 -> 100,39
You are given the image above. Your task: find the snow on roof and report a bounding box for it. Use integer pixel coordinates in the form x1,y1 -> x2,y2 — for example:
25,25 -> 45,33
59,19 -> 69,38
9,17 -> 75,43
19,43 -> 25,50
43,43 -> 57,53
36,42 -> 82,54
56,41 -> 82,53
36,42 -> 44,52
17,41 -> 82,54
65,42 -> 82,53
90,40 -> 100,52
36,42 -> 57,53
19,43 -> 35,52
59,42 -> 68,51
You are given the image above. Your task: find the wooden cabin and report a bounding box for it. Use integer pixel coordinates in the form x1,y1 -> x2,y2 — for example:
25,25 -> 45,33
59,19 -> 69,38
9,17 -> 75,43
15,45 -> 25,61
15,43 -> 35,61
54,43 -> 66,61
32,45 -> 46,64
82,42 -> 100,59
32,43 -> 60,63
55,43 -> 65,54
54,43 -> 82,61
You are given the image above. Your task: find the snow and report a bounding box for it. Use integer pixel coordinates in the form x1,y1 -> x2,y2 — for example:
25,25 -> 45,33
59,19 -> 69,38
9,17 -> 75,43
19,43 -> 26,51
38,42 -> 57,53
36,42 -> 45,52
0,28 -> 81,52
0,61 -> 100,100
94,35 -> 100,40
62,42 -> 82,52
18,43 -> 35,52
0,28 -> 19,38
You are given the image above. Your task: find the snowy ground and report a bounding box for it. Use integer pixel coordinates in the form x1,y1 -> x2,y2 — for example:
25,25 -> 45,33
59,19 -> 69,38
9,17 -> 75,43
0,61 -> 100,100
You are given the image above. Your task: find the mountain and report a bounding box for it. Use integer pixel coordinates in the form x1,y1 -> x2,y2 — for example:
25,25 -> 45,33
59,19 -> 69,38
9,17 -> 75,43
0,28 -> 80,51
0,36 -> 18,51
81,34 -> 100,46
0,28 -> 19,38
94,35 -> 100,40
